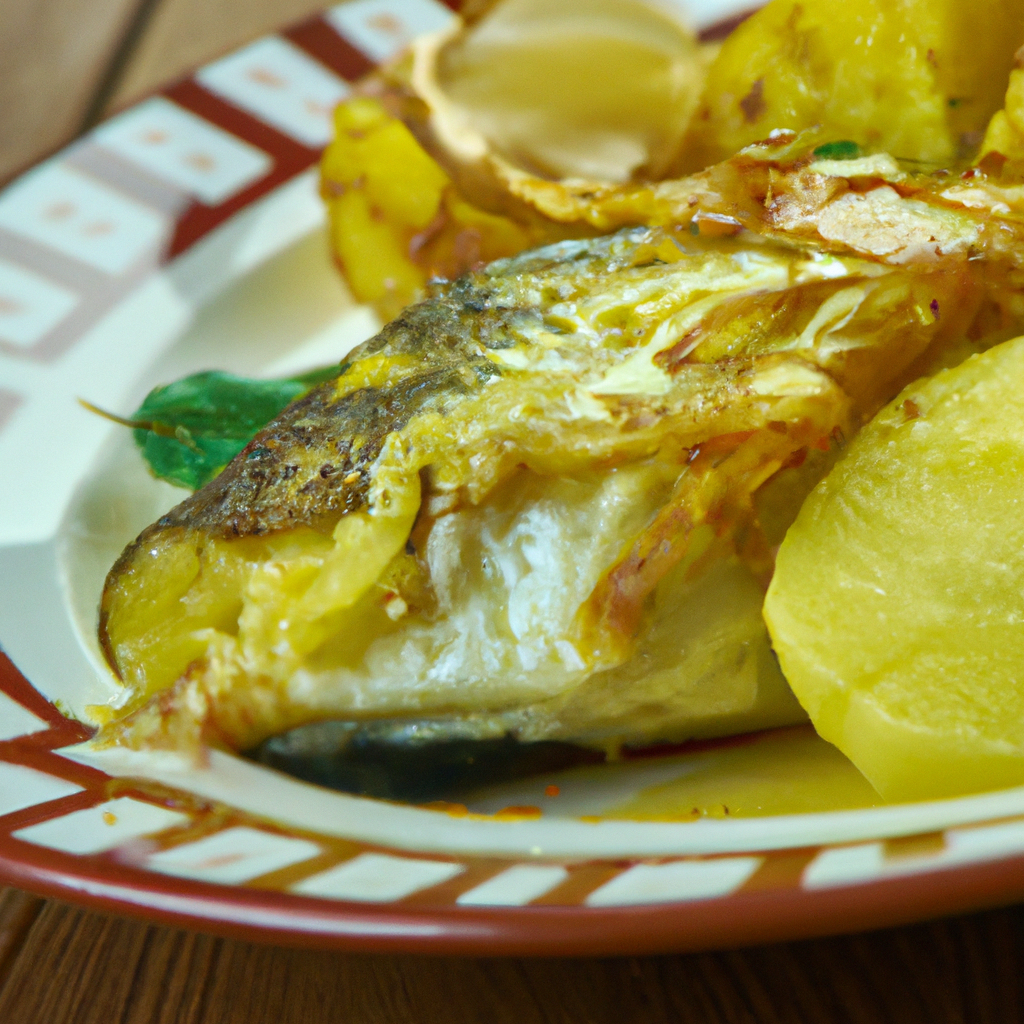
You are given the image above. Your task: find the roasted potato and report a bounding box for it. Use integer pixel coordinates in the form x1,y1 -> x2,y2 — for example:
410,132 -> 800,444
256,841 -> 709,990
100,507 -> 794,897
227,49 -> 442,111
321,97 -> 559,320
666,0 -> 1024,171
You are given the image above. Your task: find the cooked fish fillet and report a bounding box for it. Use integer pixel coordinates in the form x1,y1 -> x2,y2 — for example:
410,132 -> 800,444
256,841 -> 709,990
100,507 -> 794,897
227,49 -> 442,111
98,147 -> 1011,757
462,139 -> 1024,293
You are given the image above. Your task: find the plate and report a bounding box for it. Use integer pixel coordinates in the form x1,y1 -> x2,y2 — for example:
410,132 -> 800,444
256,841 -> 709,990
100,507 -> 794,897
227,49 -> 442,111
3,0 -> 1024,957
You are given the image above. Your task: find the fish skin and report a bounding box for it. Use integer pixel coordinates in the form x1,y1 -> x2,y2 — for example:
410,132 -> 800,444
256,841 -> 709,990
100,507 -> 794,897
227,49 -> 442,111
135,130 -> 1024,547
496,137 -> 1024,278
112,227 -> 815,548
129,233 -> 651,546
145,314 -> 495,541
97,147 -> 1013,755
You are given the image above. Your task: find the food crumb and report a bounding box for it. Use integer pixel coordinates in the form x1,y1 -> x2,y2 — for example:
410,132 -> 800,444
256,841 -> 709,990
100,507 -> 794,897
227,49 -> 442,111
544,784 -> 560,797
902,398 -> 921,420
495,805 -> 542,820
423,801 -> 469,817
102,812 -> 118,826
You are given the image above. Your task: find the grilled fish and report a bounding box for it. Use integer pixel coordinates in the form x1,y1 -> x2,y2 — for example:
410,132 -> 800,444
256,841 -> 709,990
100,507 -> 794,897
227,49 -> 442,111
97,147 -> 1017,764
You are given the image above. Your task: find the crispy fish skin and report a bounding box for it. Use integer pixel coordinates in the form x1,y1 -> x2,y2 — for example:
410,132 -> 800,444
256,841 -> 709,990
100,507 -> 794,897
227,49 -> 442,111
102,232 -> 802,554
99,153 -> 1001,756
455,138 -> 1024,287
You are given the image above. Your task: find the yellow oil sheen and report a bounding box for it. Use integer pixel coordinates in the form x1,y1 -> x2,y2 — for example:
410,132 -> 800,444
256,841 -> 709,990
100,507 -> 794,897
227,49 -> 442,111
606,727 -> 882,820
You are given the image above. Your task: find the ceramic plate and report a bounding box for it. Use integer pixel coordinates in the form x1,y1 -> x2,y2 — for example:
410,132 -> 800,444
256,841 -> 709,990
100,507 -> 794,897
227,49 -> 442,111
3,0 -> 1024,956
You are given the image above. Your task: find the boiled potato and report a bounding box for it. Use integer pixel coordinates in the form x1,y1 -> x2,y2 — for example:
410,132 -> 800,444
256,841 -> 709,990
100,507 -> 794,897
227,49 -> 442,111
765,336 -> 1024,801
678,0 -> 1024,171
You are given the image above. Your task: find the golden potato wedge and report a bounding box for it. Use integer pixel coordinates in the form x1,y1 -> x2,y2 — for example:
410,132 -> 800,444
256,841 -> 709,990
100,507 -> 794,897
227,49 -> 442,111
321,97 -> 550,320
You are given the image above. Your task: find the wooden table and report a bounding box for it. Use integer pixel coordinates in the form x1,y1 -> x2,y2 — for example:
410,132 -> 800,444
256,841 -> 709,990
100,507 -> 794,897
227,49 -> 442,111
1,885 -> 1024,1022
0,0 -> 331,184
4,0 -> 1024,1020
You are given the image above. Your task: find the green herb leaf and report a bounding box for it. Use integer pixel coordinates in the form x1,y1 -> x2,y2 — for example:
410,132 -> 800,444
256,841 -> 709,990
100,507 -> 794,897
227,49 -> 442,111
812,140 -> 862,160
130,366 -> 336,490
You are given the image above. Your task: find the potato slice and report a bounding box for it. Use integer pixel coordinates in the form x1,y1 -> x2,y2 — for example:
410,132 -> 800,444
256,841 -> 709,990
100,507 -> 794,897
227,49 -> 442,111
765,336 -> 1024,801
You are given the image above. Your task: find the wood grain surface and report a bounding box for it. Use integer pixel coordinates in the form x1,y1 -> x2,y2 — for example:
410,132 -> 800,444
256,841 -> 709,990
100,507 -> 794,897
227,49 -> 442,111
4,0 -> 1024,1019
0,0 -> 141,182
0,888 -> 1023,1023
0,0 -> 336,182
103,0 -> 338,114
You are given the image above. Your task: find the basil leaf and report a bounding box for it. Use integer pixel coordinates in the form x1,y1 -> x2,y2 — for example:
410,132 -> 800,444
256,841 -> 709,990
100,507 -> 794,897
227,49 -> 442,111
812,140 -> 862,160
130,366 -> 336,490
